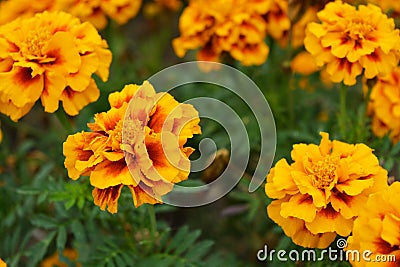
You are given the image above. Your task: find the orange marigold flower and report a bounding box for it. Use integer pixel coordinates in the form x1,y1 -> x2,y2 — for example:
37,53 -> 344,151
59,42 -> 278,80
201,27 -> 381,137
367,67 -> 400,143
40,248 -> 80,267
291,51 -> 319,75
0,0 -> 141,30
264,0 -> 291,47
304,1 -> 400,86
61,0 -> 142,30
0,0 -> 55,25
346,182 -> 400,267
0,11 -> 111,121
0,258 -> 6,267
369,0 -> 400,17
172,0 -> 270,66
63,81 -> 201,213
265,132 -> 388,248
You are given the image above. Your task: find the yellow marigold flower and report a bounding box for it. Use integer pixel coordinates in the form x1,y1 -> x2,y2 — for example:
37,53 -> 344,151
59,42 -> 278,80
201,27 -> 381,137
346,182 -> 400,267
40,248 -> 80,267
0,0 -> 54,25
0,0 -> 141,30
173,0 -> 270,66
264,0 -> 291,47
62,0 -> 142,29
0,11 -> 111,121
63,81 -> 201,213
0,258 -> 6,267
144,0 -> 182,17
265,132 -> 388,248
291,51 -> 319,75
369,0 -> 400,17
367,67 -> 400,143
304,1 -> 400,86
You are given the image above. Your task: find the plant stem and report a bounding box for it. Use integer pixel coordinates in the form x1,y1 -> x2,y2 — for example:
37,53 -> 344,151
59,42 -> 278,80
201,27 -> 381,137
55,109 -> 73,134
338,83 -> 348,140
148,205 -> 157,242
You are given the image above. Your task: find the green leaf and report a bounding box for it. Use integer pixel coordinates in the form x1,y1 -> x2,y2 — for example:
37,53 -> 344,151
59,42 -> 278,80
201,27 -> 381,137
57,226 -> 67,251
25,231 -> 56,267
185,240 -> 214,262
31,214 -> 58,230
165,226 -> 189,253
174,229 -> 201,256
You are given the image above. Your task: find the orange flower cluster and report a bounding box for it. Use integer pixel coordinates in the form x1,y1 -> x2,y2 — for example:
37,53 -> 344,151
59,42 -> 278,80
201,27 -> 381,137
265,132 -> 388,248
63,81 -> 201,213
346,182 -> 400,267
0,11 -> 111,121
367,67 -> 400,143
0,0 -> 142,29
173,0 -> 291,66
304,1 -> 400,85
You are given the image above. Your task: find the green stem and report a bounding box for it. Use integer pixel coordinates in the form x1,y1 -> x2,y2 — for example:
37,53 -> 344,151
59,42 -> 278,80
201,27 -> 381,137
339,83 -> 348,140
148,204 -> 157,242
55,109 -> 73,133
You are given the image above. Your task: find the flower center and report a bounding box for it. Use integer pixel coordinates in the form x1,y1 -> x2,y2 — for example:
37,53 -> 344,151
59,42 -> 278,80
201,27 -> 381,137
23,29 -> 51,58
310,155 -> 338,189
347,19 -> 374,40
111,120 -> 123,145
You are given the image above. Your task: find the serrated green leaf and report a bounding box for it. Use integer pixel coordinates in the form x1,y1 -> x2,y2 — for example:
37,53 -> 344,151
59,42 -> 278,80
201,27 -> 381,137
185,240 -> 214,261
25,231 -> 56,267
174,229 -> 201,256
165,226 -> 189,253
71,220 -> 86,243
16,186 -> 40,195
114,254 -> 127,267
65,198 -> 76,210
107,259 -> 116,267
31,214 -> 58,229
390,141 -> 400,156
57,226 -> 67,251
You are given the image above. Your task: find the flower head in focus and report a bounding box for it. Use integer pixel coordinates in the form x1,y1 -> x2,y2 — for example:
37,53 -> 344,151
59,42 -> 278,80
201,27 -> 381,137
63,81 -> 201,213
346,182 -> 400,267
0,11 -> 111,121
304,1 -> 400,85
366,67 -> 400,143
265,132 -> 388,248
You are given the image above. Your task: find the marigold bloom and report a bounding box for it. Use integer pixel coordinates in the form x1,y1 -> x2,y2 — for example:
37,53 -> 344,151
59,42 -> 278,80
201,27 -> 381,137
0,11 -> 111,121
291,51 -> 319,75
0,0 -> 54,25
304,1 -> 400,86
370,0 -> 400,17
63,81 -> 201,213
0,0 -> 141,29
346,182 -> 400,267
264,0 -> 291,47
0,258 -> 6,267
173,0 -> 270,66
61,0 -> 142,29
367,67 -> 400,143
265,132 -> 388,248
40,248 -> 80,267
